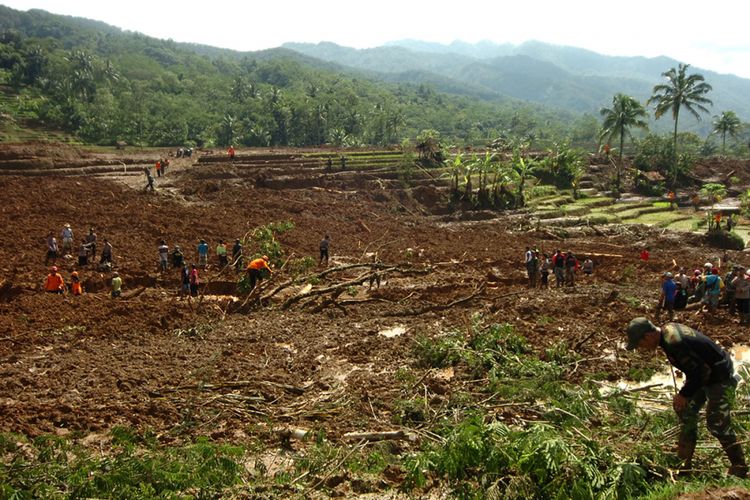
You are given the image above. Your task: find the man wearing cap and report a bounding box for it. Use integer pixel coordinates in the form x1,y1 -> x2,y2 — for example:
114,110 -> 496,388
626,317 -> 747,477
658,272 -> 677,321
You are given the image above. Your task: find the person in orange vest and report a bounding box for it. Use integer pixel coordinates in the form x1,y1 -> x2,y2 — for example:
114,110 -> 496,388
714,211 -> 722,230
228,145 -> 235,160
70,271 -> 83,296
44,266 -> 65,294
667,191 -> 676,210
246,255 -> 272,291
155,159 -> 162,178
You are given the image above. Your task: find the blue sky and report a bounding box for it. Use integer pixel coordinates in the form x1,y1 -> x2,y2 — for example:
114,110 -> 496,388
3,0 -> 749,78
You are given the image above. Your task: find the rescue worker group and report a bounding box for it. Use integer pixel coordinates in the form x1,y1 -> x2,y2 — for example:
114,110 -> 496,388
42,226 -> 750,477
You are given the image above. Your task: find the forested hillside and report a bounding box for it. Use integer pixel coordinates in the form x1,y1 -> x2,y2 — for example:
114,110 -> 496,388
285,40 -> 750,131
0,6 -> 589,148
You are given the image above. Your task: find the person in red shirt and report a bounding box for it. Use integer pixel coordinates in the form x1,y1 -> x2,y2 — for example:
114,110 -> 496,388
189,264 -> 199,297
640,248 -> 650,262
44,266 -> 65,294
246,255 -> 272,291
228,145 -> 235,160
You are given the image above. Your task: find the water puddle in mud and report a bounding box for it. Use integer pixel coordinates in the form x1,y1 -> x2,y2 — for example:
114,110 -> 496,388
602,344 -> 750,401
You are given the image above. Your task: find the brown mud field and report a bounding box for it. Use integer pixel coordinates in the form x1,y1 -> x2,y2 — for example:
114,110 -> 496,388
0,143 -> 748,468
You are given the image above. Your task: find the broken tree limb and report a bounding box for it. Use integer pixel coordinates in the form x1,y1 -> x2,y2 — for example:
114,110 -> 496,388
341,430 -> 418,442
282,267 -> 398,309
386,282 -> 486,317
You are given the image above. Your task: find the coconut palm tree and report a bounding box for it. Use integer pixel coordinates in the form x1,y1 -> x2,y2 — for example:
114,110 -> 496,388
712,111 -> 741,155
599,93 -> 649,193
648,63 -> 712,186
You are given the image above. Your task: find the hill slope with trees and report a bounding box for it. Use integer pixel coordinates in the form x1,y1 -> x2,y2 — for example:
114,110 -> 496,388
0,6 -> 586,148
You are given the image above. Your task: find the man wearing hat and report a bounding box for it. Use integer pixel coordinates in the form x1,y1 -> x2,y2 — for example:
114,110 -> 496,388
626,317 -> 747,477
61,223 -> 73,255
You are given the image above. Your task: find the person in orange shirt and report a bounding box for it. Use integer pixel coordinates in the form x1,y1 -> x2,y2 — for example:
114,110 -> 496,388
155,160 -> 162,178
228,145 -> 235,160
70,271 -> 83,296
245,255 -> 272,291
44,266 -> 65,294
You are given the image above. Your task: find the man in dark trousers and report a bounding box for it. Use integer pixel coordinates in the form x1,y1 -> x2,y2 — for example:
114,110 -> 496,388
626,317 -> 747,477
319,234 -> 330,266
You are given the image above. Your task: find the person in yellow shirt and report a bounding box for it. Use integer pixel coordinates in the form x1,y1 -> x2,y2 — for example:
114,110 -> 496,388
246,255 -> 272,291
111,272 -> 123,298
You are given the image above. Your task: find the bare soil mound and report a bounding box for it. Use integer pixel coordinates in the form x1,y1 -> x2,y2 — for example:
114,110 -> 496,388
0,143 -> 747,447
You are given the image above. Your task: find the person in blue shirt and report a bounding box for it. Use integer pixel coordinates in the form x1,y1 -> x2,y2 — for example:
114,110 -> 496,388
658,271 -> 677,321
197,239 -> 209,269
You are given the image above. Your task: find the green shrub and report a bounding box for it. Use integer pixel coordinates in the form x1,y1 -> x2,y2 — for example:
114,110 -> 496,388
705,229 -> 745,250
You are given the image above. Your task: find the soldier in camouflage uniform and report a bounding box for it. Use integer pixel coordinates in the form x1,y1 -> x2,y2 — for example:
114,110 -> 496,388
626,317 -> 747,477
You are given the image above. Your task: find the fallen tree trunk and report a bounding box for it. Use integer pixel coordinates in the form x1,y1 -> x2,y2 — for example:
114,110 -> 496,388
342,430 -> 417,442
386,283 -> 486,317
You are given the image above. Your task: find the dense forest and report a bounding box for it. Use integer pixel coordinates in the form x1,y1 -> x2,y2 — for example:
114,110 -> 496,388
1,5 -> 749,160
0,6 -> 594,149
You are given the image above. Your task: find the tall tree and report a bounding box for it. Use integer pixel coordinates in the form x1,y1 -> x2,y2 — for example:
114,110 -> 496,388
648,63 -> 712,186
712,111 -> 741,154
599,93 -> 649,193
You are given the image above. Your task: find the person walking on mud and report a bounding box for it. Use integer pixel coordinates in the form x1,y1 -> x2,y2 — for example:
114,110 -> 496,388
551,249 -> 565,287
216,240 -> 228,268
144,167 -> 155,192
180,264 -> 191,298
246,255 -> 272,291
539,253 -> 551,289
197,239 -> 209,269
319,234 -> 330,266
625,317 -> 748,477
78,238 -> 92,267
172,245 -> 185,269
232,239 -> 243,272
158,240 -> 169,272
565,251 -> 578,287
100,239 -> 113,266
61,223 -> 74,255
189,264 -> 199,297
525,249 -> 538,288
86,228 -> 97,260
657,272 -> 677,321
45,231 -> 59,266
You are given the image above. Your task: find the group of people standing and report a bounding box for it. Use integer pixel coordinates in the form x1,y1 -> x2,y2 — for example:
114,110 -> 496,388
658,263 -> 750,323
524,248 -> 593,288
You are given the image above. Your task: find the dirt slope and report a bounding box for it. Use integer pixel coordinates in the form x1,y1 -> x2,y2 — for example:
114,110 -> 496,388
0,143 -> 747,446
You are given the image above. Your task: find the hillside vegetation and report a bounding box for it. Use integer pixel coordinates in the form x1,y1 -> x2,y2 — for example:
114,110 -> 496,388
0,6 -> 586,148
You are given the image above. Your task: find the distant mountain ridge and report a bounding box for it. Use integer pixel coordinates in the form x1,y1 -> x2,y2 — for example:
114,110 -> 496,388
283,40 -> 750,127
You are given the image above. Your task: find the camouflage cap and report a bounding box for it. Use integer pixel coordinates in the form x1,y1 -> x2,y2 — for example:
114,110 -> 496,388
626,317 -> 657,350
